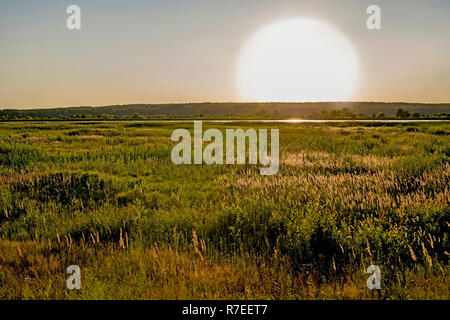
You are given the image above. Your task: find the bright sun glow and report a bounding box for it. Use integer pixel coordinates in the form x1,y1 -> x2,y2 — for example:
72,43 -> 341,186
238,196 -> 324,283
237,18 -> 360,102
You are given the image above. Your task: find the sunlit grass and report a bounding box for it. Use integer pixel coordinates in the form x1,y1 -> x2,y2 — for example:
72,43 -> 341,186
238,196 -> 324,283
0,121 -> 448,299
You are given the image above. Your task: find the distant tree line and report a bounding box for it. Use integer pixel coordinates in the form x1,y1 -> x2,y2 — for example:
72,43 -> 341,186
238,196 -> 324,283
312,108 -> 449,119
0,102 -> 449,120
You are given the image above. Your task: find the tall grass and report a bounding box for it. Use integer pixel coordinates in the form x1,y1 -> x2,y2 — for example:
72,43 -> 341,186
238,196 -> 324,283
0,121 -> 448,299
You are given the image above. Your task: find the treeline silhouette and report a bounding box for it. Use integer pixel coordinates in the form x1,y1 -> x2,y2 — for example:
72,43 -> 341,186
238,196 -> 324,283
1,102 -> 449,120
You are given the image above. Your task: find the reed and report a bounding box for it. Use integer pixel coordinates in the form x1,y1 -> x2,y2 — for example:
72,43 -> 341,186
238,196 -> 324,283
0,121 -> 448,299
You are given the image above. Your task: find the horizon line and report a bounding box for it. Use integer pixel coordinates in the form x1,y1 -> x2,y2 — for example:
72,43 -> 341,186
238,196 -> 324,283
2,101 -> 450,111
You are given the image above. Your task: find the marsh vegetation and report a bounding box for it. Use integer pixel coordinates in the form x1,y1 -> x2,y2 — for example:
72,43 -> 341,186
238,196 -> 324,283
0,121 -> 448,299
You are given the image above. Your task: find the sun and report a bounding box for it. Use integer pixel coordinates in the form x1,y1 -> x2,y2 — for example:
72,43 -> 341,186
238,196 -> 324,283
236,18 -> 360,102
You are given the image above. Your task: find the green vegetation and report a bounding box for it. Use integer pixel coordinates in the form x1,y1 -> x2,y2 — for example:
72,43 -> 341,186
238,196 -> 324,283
0,120 -> 449,299
1,102 -> 449,120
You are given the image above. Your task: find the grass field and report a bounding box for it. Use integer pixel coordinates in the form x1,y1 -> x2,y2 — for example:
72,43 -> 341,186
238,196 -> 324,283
0,120 -> 449,299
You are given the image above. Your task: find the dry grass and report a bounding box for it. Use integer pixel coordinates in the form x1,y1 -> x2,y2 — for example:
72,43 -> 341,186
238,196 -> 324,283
0,121 -> 449,299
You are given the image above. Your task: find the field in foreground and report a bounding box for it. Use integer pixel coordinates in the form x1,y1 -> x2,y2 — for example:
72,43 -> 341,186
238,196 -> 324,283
0,120 -> 449,299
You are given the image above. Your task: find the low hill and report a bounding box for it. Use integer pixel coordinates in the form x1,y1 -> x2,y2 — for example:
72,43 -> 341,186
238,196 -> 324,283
1,102 -> 449,119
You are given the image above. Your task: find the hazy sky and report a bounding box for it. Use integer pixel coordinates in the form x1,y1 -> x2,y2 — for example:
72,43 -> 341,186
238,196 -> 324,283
1,0 -> 449,109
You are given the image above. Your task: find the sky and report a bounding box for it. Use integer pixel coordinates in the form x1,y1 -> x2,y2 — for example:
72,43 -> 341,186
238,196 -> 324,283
0,0 -> 449,109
